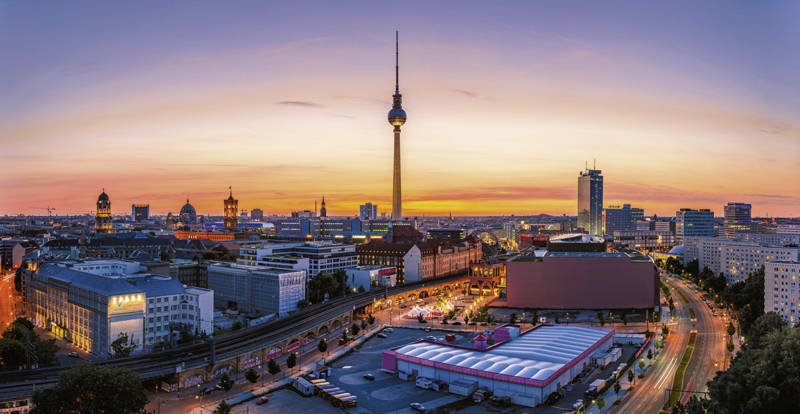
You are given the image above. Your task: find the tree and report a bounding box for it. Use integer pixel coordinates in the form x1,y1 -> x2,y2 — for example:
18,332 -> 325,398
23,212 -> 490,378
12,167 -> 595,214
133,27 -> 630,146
684,396 -> 708,414
596,394 -> 605,410
0,338 -> 26,368
614,381 -> 621,396
555,316 -> 561,324
726,339 -> 734,353
706,324 -> 800,413
360,319 -> 368,330
231,320 -> 244,331
671,402 -> 684,414
627,369 -> 634,387
342,329 -> 348,342
738,305 -> 756,338
159,251 -> 171,262
509,313 -> 518,324
486,314 -> 494,325
597,311 -> 606,327
647,348 -> 653,361
461,288 -> 467,295
318,338 -> 328,354
662,325 -> 670,336
111,332 -> 137,358
30,361 -> 149,414
214,399 -> 232,414
464,314 -> 470,325
358,285 -> 366,293
621,312 -> 628,327
218,372 -> 235,392
297,299 -> 308,309
531,310 -> 539,326
287,352 -> 298,373
267,358 -> 281,382
14,267 -> 22,293
727,322 -> 736,337
367,314 -> 375,325
350,323 -> 360,336
655,258 -> 664,268
669,297 -> 676,313
638,359 -> 645,373
244,367 -> 259,390
747,312 -> 787,349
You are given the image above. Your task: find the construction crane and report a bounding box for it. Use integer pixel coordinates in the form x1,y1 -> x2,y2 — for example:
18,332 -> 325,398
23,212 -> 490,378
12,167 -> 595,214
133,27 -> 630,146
30,206 -> 56,218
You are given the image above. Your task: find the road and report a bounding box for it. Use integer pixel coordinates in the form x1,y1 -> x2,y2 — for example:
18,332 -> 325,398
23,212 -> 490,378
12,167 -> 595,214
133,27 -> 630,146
612,275 -> 728,413
0,272 -> 21,329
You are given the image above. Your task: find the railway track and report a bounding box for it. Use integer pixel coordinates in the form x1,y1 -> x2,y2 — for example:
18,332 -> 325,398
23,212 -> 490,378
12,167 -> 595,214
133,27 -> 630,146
0,272 -> 466,398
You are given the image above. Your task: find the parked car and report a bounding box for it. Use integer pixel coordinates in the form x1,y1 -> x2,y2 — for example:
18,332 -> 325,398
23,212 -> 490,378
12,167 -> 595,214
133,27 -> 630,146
377,333 -> 388,338
384,328 -> 393,333
419,319 -> 427,323
424,327 -> 431,332
426,336 -> 436,340
573,399 -> 584,410
339,338 -> 348,345
256,396 -> 269,405
198,387 -> 213,396
363,374 -> 375,381
452,321 -> 462,325
400,304 -> 407,308
468,322 -> 477,326
68,352 -> 79,358
410,403 -> 426,412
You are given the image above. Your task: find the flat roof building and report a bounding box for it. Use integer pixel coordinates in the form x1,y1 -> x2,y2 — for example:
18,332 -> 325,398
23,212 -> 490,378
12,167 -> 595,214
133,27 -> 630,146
604,204 -> 643,235
505,252 -> 658,310
683,237 -> 800,284
676,209 -> 714,245
207,263 -> 305,315
383,325 -> 614,406
765,261 -> 800,327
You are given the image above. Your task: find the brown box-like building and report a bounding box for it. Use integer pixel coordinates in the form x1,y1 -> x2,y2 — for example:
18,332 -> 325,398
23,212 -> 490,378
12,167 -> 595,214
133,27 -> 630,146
506,252 -> 659,310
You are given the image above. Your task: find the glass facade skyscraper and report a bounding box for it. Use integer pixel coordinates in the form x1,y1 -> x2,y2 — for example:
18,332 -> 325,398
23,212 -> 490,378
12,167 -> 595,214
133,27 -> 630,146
604,204 -> 644,235
724,202 -> 752,237
577,169 -> 603,236
676,208 -> 714,245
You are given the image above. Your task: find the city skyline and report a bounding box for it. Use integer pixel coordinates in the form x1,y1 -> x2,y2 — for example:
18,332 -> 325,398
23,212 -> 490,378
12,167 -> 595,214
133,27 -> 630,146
2,1 -> 799,217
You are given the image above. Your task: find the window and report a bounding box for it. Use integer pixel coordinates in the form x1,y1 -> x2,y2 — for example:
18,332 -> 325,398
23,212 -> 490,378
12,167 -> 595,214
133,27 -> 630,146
189,305 -> 194,311
157,307 -> 161,312
182,304 -> 187,310
149,308 -> 154,313
157,298 -> 162,303
149,318 -> 154,323
149,299 -> 154,304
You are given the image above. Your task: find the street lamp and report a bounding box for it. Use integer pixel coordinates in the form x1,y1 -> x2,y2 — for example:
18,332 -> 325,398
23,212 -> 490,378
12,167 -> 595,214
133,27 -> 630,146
259,364 -> 264,387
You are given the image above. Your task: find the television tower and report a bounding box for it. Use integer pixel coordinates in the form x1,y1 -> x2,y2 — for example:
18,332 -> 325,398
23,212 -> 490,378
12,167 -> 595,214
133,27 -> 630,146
388,31 -> 407,220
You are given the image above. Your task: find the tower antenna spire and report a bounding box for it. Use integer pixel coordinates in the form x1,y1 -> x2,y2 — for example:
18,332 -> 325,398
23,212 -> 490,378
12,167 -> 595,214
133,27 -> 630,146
395,30 -> 399,92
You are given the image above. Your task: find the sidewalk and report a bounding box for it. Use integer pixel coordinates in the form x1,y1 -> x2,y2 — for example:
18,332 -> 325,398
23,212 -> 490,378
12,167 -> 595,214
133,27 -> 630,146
190,323 -> 386,414
584,342 -> 656,414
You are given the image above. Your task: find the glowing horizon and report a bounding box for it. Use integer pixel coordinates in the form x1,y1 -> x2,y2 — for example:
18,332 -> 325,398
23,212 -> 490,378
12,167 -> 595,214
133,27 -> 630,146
1,2 -> 798,218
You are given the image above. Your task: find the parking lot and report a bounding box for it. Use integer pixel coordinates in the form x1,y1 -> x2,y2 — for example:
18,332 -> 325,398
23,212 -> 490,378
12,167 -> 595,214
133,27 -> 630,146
237,327 -> 641,414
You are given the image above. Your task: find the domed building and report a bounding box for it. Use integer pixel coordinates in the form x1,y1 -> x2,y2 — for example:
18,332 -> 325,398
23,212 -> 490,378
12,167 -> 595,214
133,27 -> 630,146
95,190 -> 113,234
180,198 -> 197,225
165,212 -> 177,231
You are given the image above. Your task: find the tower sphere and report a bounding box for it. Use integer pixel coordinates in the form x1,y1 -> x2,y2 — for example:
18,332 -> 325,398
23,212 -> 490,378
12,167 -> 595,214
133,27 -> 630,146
388,107 -> 407,126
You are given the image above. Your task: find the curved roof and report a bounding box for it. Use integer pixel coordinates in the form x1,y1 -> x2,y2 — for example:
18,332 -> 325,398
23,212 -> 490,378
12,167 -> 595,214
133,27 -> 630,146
180,198 -> 196,215
668,245 -> 684,255
394,325 -> 612,382
98,191 -> 109,202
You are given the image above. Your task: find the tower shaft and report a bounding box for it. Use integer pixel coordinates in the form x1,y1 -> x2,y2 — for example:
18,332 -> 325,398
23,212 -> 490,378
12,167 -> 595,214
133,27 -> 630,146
392,127 -> 402,220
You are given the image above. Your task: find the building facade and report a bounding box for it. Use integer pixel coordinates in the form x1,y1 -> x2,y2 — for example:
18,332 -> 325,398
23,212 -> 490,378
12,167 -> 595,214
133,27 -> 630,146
505,252 -> 659,310
360,203 -> 378,220
736,233 -> 800,247
683,237 -> 800,284
95,190 -> 113,234
577,169 -> 603,236
251,208 -> 264,222
604,204 -> 644,235
613,230 -> 674,250
765,261 -> 800,327
24,263 -> 145,357
676,208 -> 714,245
345,265 -> 397,291
207,263 -> 305,315
131,204 -> 150,221
238,242 -> 358,277
134,278 -> 213,349
357,236 -> 481,283
724,202 -> 752,237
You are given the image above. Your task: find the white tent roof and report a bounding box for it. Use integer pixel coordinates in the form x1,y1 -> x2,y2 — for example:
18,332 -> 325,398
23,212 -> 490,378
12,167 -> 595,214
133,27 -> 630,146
395,325 -> 612,381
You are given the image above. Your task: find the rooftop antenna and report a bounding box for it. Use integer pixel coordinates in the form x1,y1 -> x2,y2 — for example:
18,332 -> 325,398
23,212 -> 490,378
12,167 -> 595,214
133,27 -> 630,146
594,159 -> 596,169
585,161 -> 588,170
395,30 -> 399,92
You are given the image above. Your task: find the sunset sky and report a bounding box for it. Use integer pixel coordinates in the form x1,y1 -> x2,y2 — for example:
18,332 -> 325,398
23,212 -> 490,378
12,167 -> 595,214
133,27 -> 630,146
1,1 -> 799,218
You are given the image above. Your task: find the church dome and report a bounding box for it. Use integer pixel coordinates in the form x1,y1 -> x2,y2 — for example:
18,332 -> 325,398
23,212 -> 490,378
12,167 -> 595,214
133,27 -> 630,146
98,191 -> 109,202
180,199 -> 196,215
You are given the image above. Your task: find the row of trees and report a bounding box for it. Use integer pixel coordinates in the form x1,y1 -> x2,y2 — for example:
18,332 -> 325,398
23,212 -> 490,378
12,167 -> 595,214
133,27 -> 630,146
0,317 -> 59,369
306,270 -> 352,304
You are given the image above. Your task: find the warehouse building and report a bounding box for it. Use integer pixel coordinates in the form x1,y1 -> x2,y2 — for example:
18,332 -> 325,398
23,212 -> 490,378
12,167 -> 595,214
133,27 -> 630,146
382,325 -> 614,407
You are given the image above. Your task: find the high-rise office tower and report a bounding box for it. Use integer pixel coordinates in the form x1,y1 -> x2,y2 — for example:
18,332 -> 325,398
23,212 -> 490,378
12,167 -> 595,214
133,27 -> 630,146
577,168 -> 603,236
131,204 -> 150,221
604,204 -> 644,235
360,203 -> 378,220
676,208 -> 714,245
387,31 -> 407,220
95,189 -> 113,233
251,208 -> 264,222
224,187 -> 238,230
724,202 -> 752,237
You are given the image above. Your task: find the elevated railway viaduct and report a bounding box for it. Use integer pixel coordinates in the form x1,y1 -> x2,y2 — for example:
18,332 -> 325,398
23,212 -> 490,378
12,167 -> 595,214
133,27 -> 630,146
0,273 -> 467,402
